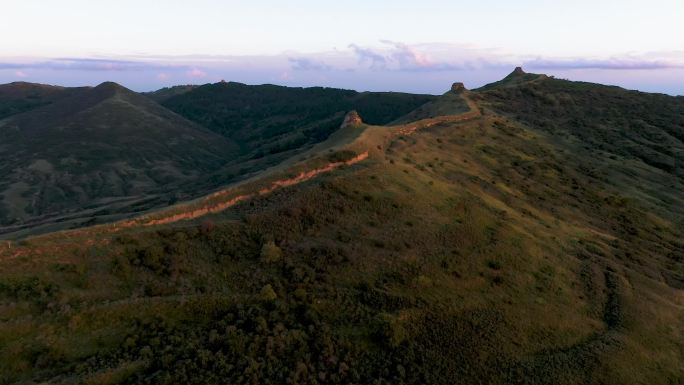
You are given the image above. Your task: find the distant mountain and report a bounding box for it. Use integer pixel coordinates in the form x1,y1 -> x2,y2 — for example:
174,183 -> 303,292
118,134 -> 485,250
0,82 -> 237,233
144,84 -> 198,103
0,81 -> 87,120
475,66 -> 547,91
0,81 -> 436,236
158,81 -> 436,157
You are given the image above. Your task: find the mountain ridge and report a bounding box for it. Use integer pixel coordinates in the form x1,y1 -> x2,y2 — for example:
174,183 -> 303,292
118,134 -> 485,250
0,70 -> 682,384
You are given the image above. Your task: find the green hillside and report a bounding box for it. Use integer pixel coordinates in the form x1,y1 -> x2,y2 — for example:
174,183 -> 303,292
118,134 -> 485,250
474,71 -> 684,219
144,85 -> 198,103
158,81 -> 436,157
0,81 -> 436,238
0,82 -> 87,120
0,82 -> 238,235
0,72 -> 682,384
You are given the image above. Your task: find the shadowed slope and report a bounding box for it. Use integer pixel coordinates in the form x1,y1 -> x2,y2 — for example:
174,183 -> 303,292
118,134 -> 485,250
0,81 -> 87,120
473,71 -> 684,220
476,66 -> 547,91
390,83 -> 472,124
158,81 -> 437,157
0,82 -> 238,234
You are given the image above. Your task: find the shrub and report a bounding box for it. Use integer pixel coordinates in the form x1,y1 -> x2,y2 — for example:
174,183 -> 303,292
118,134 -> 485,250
487,260 -> 502,270
260,241 -> 282,263
327,150 -> 357,163
260,284 -> 277,302
374,313 -> 407,347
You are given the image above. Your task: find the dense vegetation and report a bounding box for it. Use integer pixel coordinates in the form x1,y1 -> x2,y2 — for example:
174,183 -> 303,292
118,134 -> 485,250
0,82 -> 237,235
475,74 -> 684,219
158,82 -> 436,157
0,82 -> 84,120
0,81 -> 433,237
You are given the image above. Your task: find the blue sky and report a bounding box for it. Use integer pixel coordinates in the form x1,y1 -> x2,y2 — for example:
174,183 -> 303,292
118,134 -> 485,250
1,0 -> 683,94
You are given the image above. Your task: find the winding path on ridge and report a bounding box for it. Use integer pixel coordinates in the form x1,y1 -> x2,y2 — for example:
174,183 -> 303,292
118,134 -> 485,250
0,92 -> 483,251
113,93 -> 483,229
395,93 -> 481,136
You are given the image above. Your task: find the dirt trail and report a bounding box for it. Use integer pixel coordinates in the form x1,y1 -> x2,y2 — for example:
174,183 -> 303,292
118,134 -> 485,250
0,152 -> 369,259
130,151 -> 370,227
395,94 -> 481,136
1,93 -> 479,246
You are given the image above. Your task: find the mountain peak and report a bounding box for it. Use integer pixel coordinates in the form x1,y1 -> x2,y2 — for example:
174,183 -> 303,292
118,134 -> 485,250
475,67 -> 545,91
511,66 -> 526,76
93,81 -> 128,93
340,110 -> 363,128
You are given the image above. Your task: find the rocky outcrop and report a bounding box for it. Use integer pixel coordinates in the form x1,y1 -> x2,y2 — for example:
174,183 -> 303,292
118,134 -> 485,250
451,82 -> 466,93
340,110 -> 363,128
511,66 -> 526,76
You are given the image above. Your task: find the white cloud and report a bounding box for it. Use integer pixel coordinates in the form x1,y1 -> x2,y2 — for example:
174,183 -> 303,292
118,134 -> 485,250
186,68 -> 207,78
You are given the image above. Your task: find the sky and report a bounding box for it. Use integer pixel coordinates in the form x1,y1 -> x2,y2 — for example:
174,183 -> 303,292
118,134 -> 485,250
1,0 -> 683,94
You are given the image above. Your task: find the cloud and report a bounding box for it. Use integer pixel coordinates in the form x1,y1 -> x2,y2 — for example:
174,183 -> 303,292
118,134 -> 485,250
523,57 -> 684,70
348,41 -> 465,72
0,62 -> 25,70
0,58 -> 186,72
186,68 -> 207,78
2,47 -> 683,95
383,40 -> 467,71
346,43 -> 684,73
288,57 -> 331,71
349,44 -> 387,69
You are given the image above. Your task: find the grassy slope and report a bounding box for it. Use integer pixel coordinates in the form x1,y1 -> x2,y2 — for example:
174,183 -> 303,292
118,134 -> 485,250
0,82 -> 238,235
143,85 -> 198,103
390,91 -> 470,124
0,81 -> 682,384
158,81 -> 437,157
473,75 -> 684,220
0,81 -> 435,238
0,82 -> 87,120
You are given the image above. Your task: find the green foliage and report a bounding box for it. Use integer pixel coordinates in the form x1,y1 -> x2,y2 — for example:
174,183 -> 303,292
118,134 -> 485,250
0,81 -> 237,231
160,81 -> 435,161
260,241 -> 282,263
0,81 -> 434,236
374,313 -> 408,347
477,75 -> 684,219
259,284 -> 278,302
0,82 -> 83,120
0,276 -> 60,308
327,150 -> 358,163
